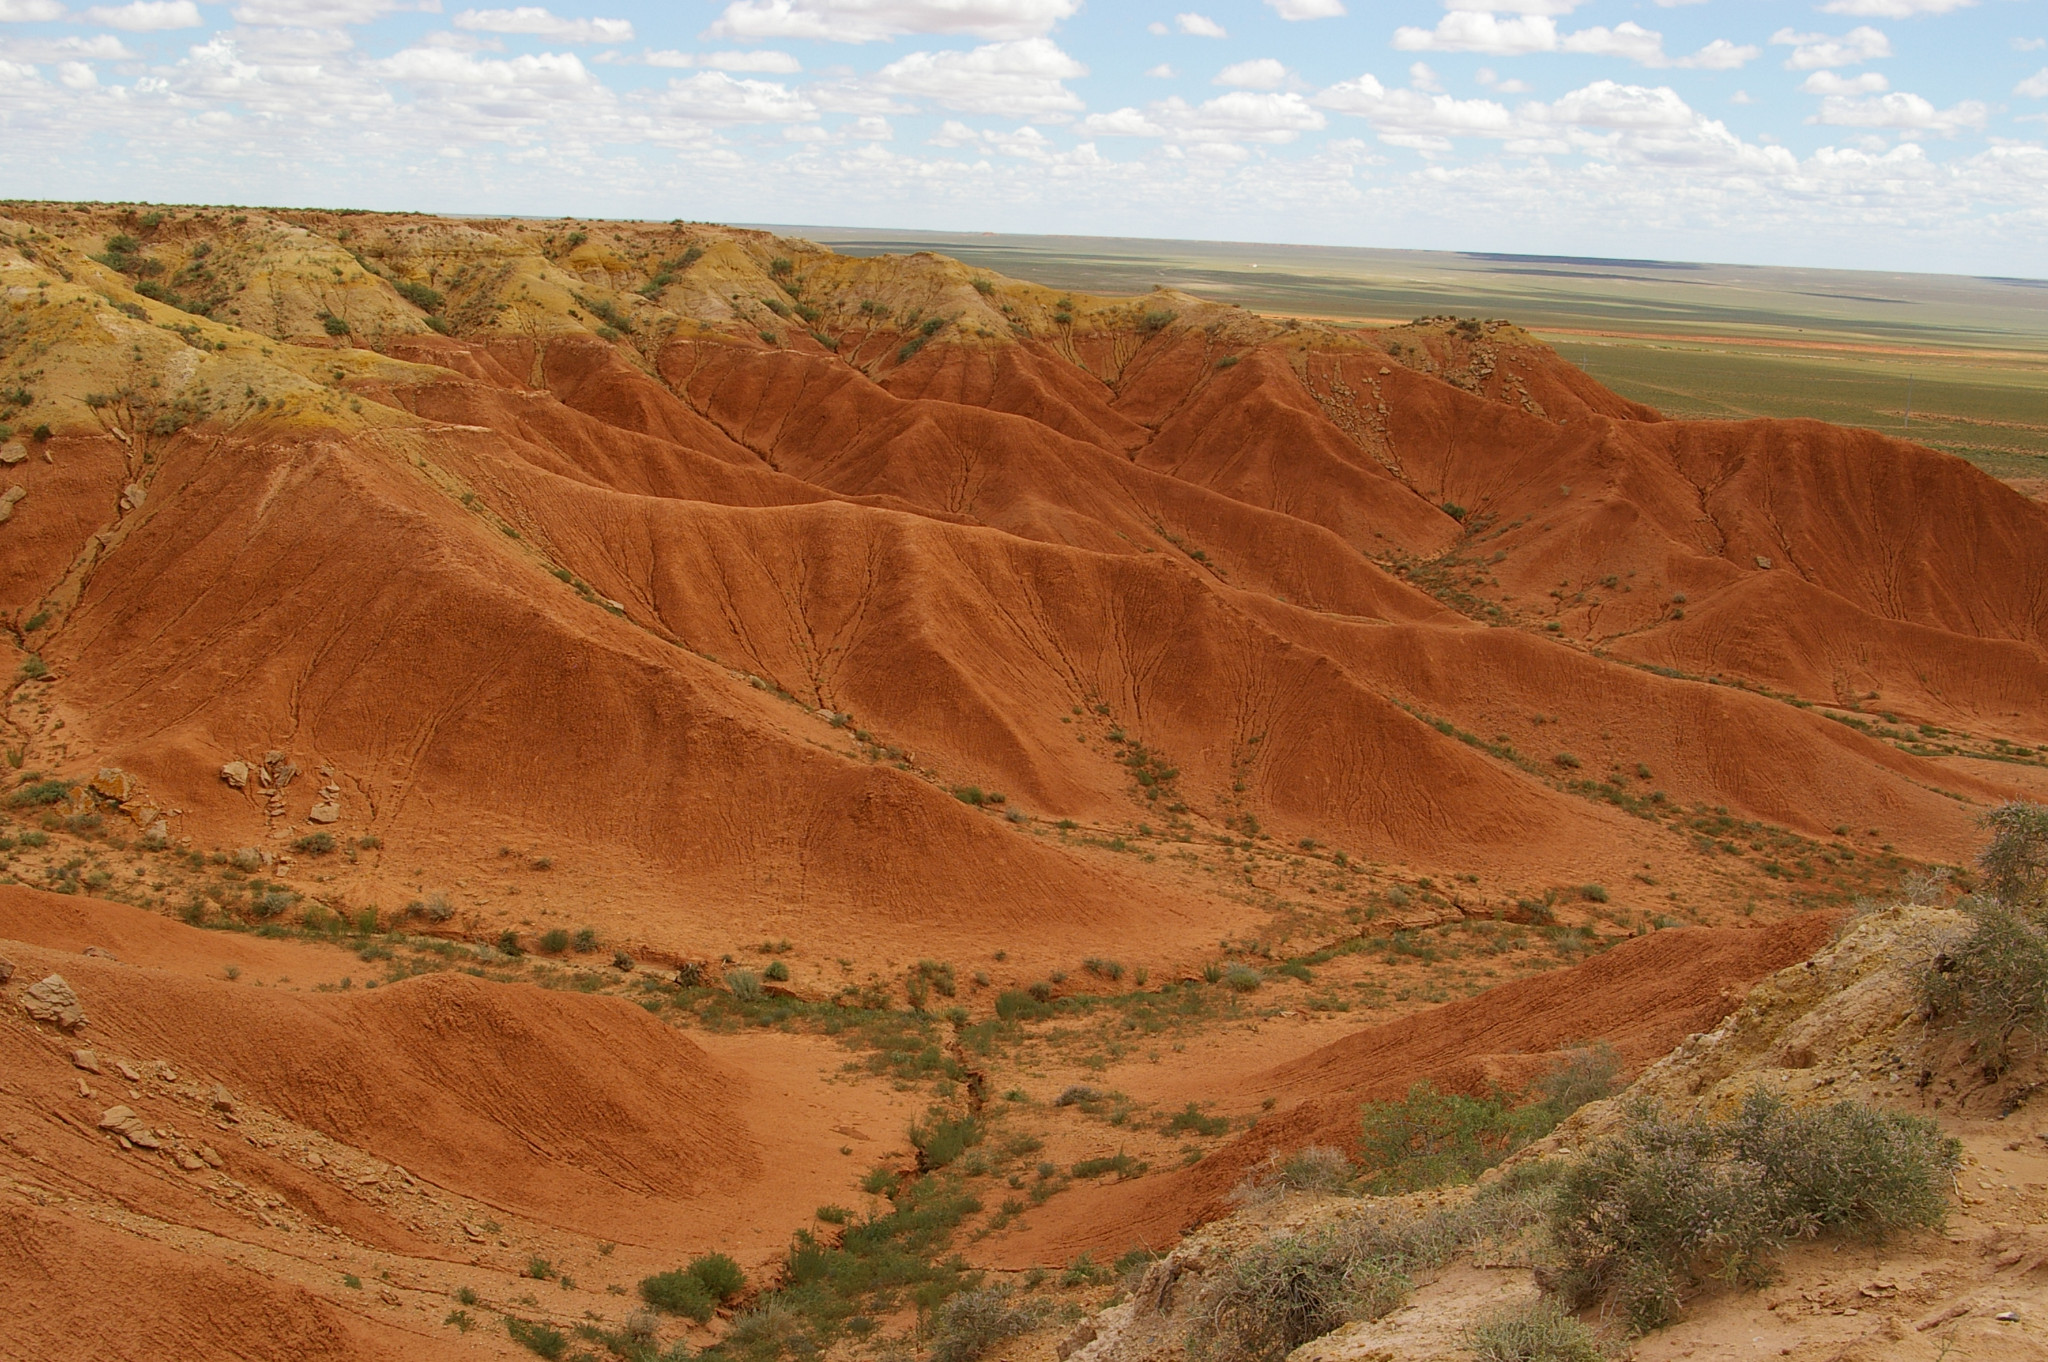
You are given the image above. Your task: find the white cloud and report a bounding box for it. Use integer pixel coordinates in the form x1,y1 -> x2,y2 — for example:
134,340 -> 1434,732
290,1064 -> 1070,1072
1394,13 -> 1750,69
1443,0 -> 1582,12
233,0 -> 422,25
1,32 -> 132,58
1674,39 -> 1758,70
1145,62 -> 1172,77
2013,37 -> 2045,53
705,0 -> 1078,43
56,57 -> 95,85
1176,12 -> 1225,38
1081,89 -> 1324,143
1475,67 -> 1530,94
1814,90 -> 1987,134
1395,13 -> 1556,55
644,49 -> 801,72
2019,68 -> 2048,98
1314,72 -> 1515,140
1772,26 -> 1891,70
455,8 -> 634,43
1802,70 -> 1887,94
1264,0 -> 1342,17
871,37 -> 1084,117
0,0 -> 65,18
1216,57 -> 1286,89
652,69 -> 816,121
1408,61 -> 1439,91
1819,0 -> 1971,14
83,0 -> 198,29
381,45 -> 596,87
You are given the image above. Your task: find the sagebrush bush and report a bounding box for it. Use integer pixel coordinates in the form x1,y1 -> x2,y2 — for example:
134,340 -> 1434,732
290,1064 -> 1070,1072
1549,1093 -> 1955,1334
930,1285 -> 1045,1362
1357,1047 -> 1617,1194
688,1252 -> 747,1302
1924,801 -> 2048,1069
639,1268 -> 716,1321
1465,1299 -> 1611,1362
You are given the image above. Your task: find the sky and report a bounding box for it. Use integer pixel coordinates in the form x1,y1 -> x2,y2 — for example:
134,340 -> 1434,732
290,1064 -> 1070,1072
3,0 -> 2046,274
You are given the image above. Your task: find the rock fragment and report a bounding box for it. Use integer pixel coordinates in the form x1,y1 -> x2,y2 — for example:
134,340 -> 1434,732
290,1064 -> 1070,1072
115,1060 -> 141,1083
70,1048 -> 100,1073
177,1151 -> 205,1171
220,760 -> 250,789
0,485 -> 24,525
90,768 -> 136,801
210,1085 -> 236,1113
119,483 -> 145,511
0,955 -> 13,985
22,974 -> 86,1030
0,441 -> 25,465
307,801 -> 340,824
97,1106 -> 161,1149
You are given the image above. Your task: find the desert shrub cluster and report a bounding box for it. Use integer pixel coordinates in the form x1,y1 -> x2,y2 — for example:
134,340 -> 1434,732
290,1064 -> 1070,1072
1923,801 -> 2048,1071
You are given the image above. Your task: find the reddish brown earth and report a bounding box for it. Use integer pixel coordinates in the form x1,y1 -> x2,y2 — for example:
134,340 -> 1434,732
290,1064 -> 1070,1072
0,207 -> 2043,1357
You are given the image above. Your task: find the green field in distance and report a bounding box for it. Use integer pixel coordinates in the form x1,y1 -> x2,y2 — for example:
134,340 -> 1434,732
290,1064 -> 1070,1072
773,225 -> 2048,489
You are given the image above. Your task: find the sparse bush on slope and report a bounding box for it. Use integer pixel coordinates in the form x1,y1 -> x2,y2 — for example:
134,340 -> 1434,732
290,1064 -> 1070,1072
1924,800 -> 2048,1071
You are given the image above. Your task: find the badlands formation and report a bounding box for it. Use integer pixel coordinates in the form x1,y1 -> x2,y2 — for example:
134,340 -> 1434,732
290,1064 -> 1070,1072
0,205 -> 2042,1360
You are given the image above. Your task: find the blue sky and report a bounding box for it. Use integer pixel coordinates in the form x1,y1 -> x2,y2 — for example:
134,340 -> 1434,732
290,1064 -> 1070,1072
4,0 -> 2046,273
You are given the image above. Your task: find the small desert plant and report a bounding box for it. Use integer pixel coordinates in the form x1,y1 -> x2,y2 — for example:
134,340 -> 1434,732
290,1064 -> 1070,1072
1923,802 -> 2048,1069
639,1268 -> 716,1321
1464,1299 -> 1611,1362
930,1284 -> 1045,1362
321,313 -> 350,336
1165,1102 -> 1229,1137
572,927 -> 598,952
1084,957 -> 1124,981
1202,1230 -> 1412,1362
764,959 -> 790,981
506,1316 -> 567,1359
726,968 -> 763,1000
292,831 -> 335,855
538,928 -> 570,954
1548,1092 -> 1955,1334
910,1112 -> 983,1170
1224,963 -> 1263,992
1979,800 -> 2048,912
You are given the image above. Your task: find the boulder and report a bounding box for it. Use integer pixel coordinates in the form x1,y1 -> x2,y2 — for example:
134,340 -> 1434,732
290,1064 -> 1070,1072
22,974 -> 85,1031
0,441 -> 25,465
210,1084 -> 236,1113
0,955 -> 13,985
220,760 -> 250,789
90,767 -> 137,801
0,484 -> 24,525
96,1106 -> 161,1149
119,483 -> 145,511
307,801 -> 340,824
115,1060 -> 141,1082
70,1048 -> 100,1073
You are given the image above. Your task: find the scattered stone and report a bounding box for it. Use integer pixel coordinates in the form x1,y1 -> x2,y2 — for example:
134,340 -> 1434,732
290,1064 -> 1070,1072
210,1084 -> 236,1113
119,483 -> 145,511
1756,555 -> 1773,569
305,1151 -> 325,1169
70,1048 -> 100,1073
97,1106 -> 161,1149
0,485 -> 25,525
0,955 -> 13,985
115,1060 -> 141,1083
177,1150 -> 205,1171
197,1144 -> 223,1169
220,760 -> 250,789
120,800 -> 161,828
0,442 -> 25,465
462,1223 -> 487,1242
76,1077 -> 92,1097
1057,1320 -> 1098,1360
307,801 -> 340,824
22,974 -> 86,1031
90,767 -> 137,801
81,946 -> 118,960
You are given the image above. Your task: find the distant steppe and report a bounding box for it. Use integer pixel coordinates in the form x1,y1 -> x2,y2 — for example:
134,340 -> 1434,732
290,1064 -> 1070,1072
787,227 -> 2048,490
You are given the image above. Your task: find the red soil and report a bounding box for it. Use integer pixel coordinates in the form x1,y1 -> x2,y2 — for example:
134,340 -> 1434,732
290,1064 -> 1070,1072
980,912 -> 1837,1267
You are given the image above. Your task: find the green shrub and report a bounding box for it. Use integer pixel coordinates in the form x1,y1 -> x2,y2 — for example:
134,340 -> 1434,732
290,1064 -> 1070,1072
1165,1102 -> 1229,1137
971,278 -> 995,295
1224,963 -> 1262,992
572,927 -> 597,952
321,313 -> 350,336
1925,902 -> 2048,1070
9,778 -> 69,807
1979,800 -> 2048,911
687,1251 -> 746,1302
1464,1299 -> 1611,1362
538,928 -> 570,954
506,1316 -> 567,1359
1549,1093 -> 1955,1334
911,1113 -> 983,1170
1579,884 -> 1608,903
930,1284 -> 1044,1362
395,280 -> 444,312
292,831 -> 335,855
1357,1048 -> 1617,1195
816,1204 -> 851,1224
1553,753 -> 1581,769
18,654 -> 47,680
765,959 -> 789,981
1071,1152 -> 1142,1179
1204,1231 -> 1412,1362
640,1268 -> 716,1321
727,968 -> 763,1000
1084,957 -> 1124,981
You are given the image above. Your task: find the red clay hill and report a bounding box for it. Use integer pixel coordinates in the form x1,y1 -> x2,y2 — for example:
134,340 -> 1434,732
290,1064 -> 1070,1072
0,205 -> 2039,975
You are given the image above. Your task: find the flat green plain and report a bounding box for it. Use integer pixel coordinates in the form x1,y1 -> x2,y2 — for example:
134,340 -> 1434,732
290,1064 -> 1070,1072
778,226 -> 2048,488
